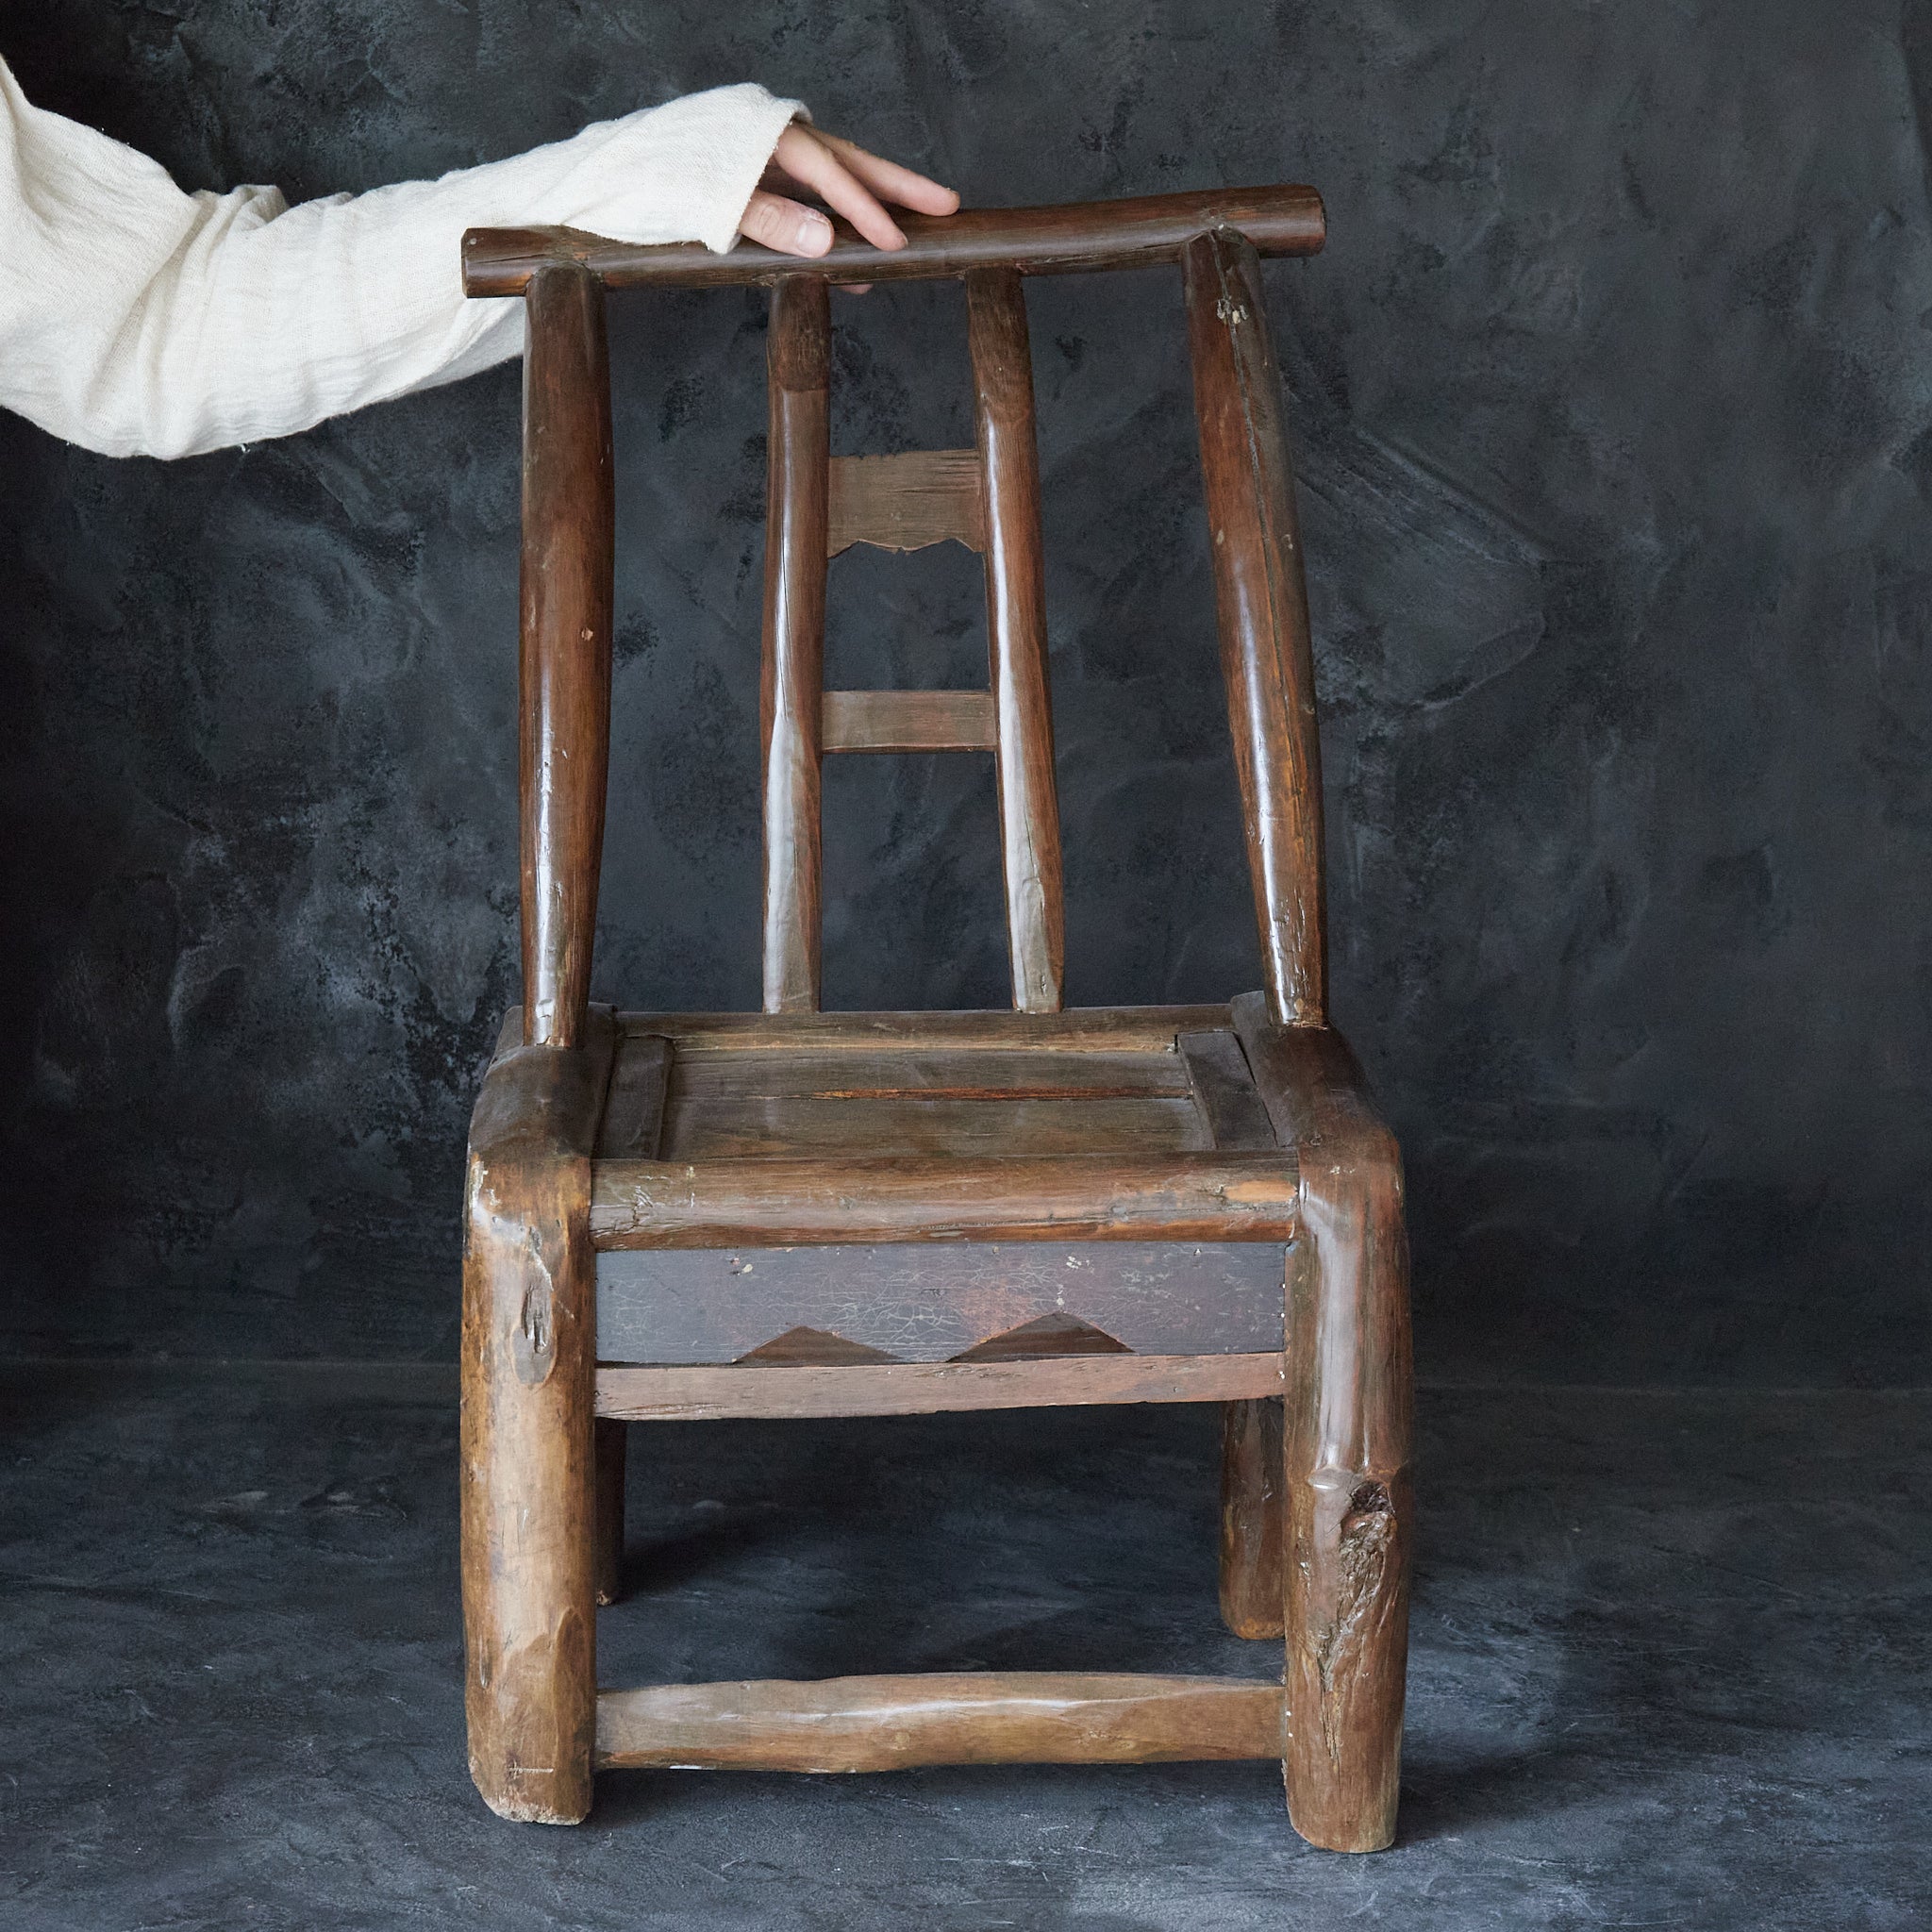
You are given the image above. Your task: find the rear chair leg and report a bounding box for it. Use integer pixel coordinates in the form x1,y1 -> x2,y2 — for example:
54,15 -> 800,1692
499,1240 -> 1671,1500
595,1418 -> 627,1607
1281,1148 -> 1413,1852
1219,1398 -> 1285,1638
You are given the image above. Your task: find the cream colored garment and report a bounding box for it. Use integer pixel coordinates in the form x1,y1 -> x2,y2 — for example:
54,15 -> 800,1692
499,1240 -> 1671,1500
0,59 -> 802,458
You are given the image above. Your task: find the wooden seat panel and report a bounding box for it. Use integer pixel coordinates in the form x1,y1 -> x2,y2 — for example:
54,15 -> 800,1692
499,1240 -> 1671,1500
658,1092 -> 1210,1158
591,1009 -> 1286,1368
597,1012 -> 1264,1163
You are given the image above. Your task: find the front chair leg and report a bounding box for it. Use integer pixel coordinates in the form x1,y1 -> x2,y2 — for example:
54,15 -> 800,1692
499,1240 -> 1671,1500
1282,1129 -> 1412,1850
1235,998 -> 1414,1852
459,1029 -> 610,1824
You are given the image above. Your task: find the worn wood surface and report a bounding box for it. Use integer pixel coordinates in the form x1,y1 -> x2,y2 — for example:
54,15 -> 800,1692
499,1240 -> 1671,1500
658,1091 -> 1212,1159
760,275 -> 831,1015
1185,230 -> 1326,1029
1221,1393 -> 1286,1641
612,1005 -> 1233,1055
595,1240 -> 1286,1364
950,1310 -> 1130,1360
1234,993 -> 1412,1854
827,449 -> 985,557
461,183 -> 1326,295
736,1326 -> 900,1365
1179,1029 -> 1276,1150
518,263 -> 612,1050
595,1674 -> 1286,1771
968,266 -> 1065,1014
660,1042 -> 1194,1101
459,1007 -> 616,1823
595,1351 -> 1286,1421
821,689 -> 995,755
591,1149 -> 1298,1249
595,1033 -> 671,1158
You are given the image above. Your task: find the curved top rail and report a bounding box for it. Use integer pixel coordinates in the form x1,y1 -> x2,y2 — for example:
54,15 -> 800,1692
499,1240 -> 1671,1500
462,183 -> 1324,298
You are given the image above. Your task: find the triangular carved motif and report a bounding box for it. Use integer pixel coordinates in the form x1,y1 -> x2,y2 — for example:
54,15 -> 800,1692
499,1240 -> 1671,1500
736,1326 -> 902,1366
950,1311 -> 1133,1363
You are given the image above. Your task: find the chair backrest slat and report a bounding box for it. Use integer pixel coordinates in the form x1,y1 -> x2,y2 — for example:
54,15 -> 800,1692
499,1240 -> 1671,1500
828,450 -> 985,557
823,690 -> 996,755
967,266 -> 1065,1015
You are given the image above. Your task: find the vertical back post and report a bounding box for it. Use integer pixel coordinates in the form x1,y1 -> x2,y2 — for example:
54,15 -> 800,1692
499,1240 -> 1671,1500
967,268 -> 1066,1013
1183,230 -> 1326,1027
760,276 -> 832,1013
519,262 -> 614,1048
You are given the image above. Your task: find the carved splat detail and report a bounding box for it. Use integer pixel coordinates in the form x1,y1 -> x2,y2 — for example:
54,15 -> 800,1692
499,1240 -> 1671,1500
950,1311 -> 1132,1362
735,1327 -> 903,1366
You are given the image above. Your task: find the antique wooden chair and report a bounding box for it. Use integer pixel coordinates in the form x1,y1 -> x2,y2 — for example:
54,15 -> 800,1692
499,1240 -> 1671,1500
457,186 -> 1411,1853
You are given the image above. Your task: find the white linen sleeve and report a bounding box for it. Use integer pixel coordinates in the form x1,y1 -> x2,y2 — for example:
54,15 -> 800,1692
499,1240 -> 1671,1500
0,61 -> 804,459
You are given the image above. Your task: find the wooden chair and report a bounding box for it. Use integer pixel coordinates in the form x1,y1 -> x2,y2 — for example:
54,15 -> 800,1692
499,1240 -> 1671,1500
457,186 -> 1412,1853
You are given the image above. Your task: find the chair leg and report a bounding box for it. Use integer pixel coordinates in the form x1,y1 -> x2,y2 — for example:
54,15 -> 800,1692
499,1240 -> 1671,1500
1280,1160 -> 1413,1852
594,1418 -> 627,1607
1219,1398 -> 1284,1638
459,1041 -> 607,1825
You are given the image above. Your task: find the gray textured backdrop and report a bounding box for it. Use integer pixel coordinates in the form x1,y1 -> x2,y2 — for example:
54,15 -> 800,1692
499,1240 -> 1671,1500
2,2 -> 1927,1382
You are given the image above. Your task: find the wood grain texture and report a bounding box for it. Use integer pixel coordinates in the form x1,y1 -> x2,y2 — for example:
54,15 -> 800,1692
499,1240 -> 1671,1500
595,1674 -> 1286,1771
1221,1393 -> 1286,1641
595,1240 -> 1287,1364
595,1033 -> 671,1158
1185,230 -> 1327,1028
760,275 -> 831,1015
591,1150 -> 1298,1249
968,266 -> 1066,1015
663,1043 -> 1193,1101
461,184 -> 1326,294
459,1006 -> 616,1823
949,1310 -> 1130,1360
518,264 -> 612,1049
1179,1029 -> 1276,1152
658,1091 -> 1211,1159
1233,993 -> 1412,1854
821,689 -> 995,754
613,1005 -> 1231,1056
595,1351 -> 1286,1421
827,450 -> 985,556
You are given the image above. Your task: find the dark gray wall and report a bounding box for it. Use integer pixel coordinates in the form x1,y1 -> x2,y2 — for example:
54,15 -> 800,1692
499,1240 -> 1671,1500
3,2 -> 1927,1382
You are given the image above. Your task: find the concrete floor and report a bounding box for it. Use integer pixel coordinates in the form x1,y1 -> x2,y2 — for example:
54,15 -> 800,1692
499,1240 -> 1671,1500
0,1366 -> 1924,1930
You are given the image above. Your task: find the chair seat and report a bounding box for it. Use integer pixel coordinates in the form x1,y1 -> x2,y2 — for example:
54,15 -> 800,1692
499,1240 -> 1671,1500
581,1004 -> 1297,1379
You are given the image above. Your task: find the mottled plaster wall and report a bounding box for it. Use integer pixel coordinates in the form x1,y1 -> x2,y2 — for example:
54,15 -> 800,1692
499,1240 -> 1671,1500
2,2 -> 1927,1379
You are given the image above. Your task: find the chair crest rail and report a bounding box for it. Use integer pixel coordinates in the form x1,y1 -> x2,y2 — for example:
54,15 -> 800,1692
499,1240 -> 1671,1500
462,183 -> 1325,296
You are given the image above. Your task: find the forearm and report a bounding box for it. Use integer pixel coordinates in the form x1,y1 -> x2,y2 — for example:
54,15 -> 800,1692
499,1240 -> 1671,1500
0,74 -> 801,459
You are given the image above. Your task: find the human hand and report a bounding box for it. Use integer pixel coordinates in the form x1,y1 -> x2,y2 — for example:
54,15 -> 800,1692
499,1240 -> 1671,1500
739,125 -> 958,266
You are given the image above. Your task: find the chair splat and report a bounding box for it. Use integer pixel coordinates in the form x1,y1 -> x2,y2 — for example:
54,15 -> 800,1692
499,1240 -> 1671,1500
759,276 -> 831,1015
756,265 -> 1067,1018
967,265 -> 1066,1014
827,448 -> 985,556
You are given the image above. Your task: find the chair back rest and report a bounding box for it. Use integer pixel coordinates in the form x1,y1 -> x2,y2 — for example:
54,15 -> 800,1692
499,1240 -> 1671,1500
463,186 -> 1329,1044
